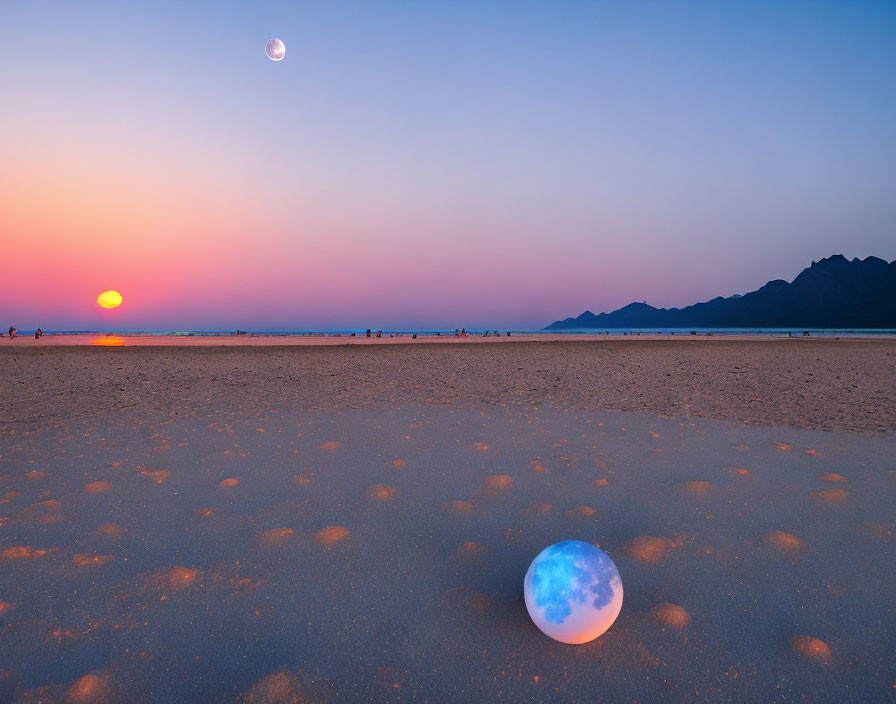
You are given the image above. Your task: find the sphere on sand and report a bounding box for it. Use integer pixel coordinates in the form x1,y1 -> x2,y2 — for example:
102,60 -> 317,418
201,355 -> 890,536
524,540 -> 623,644
265,38 -> 286,61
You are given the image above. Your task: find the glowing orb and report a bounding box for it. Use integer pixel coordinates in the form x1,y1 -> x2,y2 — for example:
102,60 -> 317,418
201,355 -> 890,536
265,38 -> 286,61
96,290 -> 123,309
524,540 -> 623,644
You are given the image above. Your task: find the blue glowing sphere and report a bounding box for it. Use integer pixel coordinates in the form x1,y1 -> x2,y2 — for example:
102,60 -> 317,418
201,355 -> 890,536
524,540 -> 623,644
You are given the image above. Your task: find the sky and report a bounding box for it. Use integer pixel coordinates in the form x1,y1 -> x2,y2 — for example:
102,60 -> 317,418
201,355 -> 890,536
2,0 -> 895,330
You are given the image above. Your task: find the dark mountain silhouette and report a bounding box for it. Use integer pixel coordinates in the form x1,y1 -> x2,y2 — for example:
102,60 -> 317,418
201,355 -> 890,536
545,255 -> 896,329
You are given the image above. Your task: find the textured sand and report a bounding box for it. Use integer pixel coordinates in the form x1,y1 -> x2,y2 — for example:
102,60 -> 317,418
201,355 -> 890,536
0,405 -> 893,702
2,338 -> 894,433
1,339 -> 894,701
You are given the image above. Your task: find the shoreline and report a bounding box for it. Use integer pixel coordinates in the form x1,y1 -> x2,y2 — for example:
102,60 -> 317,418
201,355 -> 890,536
3,332 -> 895,347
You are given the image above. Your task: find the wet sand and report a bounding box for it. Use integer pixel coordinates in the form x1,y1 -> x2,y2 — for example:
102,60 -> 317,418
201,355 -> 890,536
1,341 -> 894,702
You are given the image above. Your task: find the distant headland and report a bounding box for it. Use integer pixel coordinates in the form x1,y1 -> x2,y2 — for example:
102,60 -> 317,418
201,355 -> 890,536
545,255 -> 896,330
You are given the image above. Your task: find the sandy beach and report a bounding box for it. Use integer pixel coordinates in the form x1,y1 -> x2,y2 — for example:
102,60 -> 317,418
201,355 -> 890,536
6,0 -> 895,699
1,339 -> 894,702
2,338 -> 895,433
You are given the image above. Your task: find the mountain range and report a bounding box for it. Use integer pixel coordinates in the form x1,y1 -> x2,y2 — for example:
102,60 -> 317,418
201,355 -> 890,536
544,255 -> 896,330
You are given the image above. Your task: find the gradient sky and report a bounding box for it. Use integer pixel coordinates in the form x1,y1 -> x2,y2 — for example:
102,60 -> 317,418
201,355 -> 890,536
2,1 -> 895,330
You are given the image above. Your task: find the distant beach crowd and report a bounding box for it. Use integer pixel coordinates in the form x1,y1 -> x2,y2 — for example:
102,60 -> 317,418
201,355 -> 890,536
5,326 -> 42,340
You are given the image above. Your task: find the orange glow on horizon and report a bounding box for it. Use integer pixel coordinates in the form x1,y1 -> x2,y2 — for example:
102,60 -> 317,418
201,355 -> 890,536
91,336 -> 125,346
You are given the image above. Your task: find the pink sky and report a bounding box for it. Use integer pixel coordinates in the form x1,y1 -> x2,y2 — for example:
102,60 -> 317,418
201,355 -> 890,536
2,2 -> 894,330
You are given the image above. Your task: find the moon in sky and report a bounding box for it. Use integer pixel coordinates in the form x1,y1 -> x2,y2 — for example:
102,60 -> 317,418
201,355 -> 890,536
97,290 -> 123,309
265,38 -> 286,61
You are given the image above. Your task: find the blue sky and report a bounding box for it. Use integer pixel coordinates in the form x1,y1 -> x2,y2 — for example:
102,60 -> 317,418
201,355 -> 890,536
2,1 -> 894,328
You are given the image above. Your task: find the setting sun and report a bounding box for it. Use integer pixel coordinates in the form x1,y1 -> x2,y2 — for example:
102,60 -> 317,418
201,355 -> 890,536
97,290 -> 123,309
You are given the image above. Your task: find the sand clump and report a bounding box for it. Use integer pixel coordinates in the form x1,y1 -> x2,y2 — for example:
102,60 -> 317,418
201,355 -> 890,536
679,481 -> 711,495
72,554 -> 113,567
66,672 -> 112,703
1,546 -> 48,560
790,635 -> 833,664
765,530 -> 804,555
84,481 -> 111,494
453,542 -> 487,559
367,485 -> 398,501
318,441 -> 341,451
139,469 -> 171,483
242,671 -> 312,704
258,527 -> 295,546
152,566 -> 201,590
484,474 -> 513,490
654,603 -> 691,627
813,489 -> 849,505
818,472 -> 847,483
447,500 -> 474,513
18,501 -> 63,527
315,526 -> 349,546
93,523 -> 125,537
219,478 -> 239,487
19,499 -> 63,524
624,536 -> 672,563
566,506 -> 597,517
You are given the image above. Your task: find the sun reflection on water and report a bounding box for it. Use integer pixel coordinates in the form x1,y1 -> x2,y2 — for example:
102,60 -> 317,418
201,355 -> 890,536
90,336 -> 125,346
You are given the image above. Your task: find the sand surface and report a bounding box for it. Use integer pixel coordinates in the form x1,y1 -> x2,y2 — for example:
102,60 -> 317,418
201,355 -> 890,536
1,406 -> 894,702
1,340 -> 894,702
2,339 -> 895,433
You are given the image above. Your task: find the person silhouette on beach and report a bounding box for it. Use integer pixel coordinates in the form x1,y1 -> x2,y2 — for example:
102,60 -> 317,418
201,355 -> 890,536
35,328 -> 42,339
8,326 -> 16,339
